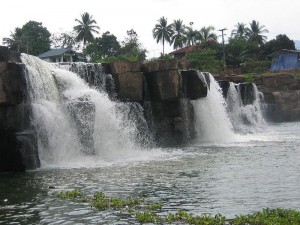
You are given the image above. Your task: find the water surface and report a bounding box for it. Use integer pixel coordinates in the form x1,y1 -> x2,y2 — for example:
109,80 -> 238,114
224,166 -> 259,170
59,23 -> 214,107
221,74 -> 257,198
1,122 -> 299,224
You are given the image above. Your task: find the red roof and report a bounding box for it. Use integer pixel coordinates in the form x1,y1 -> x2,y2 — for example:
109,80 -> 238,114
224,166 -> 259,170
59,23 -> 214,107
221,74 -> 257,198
169,45 -> 196,55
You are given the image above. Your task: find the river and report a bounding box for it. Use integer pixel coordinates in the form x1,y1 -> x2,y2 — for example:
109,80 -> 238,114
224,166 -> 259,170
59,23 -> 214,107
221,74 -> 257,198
1,122 -> 299,224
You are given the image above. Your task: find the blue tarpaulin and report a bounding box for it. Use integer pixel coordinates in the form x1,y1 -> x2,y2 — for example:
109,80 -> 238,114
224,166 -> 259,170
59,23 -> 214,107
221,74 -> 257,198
270,50 -> 300,70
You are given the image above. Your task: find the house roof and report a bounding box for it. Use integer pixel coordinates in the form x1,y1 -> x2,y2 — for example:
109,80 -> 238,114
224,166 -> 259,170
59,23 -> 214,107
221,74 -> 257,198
38,48 -> 75,58
269,49 -> 300,56
169,45 -> 197,55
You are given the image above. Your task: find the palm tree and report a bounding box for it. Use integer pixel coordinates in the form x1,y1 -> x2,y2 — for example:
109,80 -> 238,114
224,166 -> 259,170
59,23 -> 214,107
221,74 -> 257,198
198,26 -> 217,43
73,12 -> 100,45
245,20 -> 269,45
170,19 -> 186,49
231,22 -> 247,39
184,27 -> 198,46
152,16 -> 173,54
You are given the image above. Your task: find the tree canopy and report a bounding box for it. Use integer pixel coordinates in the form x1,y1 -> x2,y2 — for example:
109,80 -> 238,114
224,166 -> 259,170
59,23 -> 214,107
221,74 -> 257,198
4,21 -> 51,56
73,12 -> 100,45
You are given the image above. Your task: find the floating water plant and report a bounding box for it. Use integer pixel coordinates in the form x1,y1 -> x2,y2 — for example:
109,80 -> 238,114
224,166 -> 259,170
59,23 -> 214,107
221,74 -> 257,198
55,190 -> 300,224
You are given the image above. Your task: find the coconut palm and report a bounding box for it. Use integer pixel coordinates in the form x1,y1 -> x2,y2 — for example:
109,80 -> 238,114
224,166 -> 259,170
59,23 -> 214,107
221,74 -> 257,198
73,12 -> 100,45
198,26 -> 217,43
231,22 -> 247,39
245,20 -> 269,45
152,16 -> 173,54
170,19 -> 187,49
184,27 -> 198,46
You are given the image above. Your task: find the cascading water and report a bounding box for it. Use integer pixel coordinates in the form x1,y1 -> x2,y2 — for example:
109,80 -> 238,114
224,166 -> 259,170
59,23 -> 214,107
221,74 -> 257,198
226,82 -> 266,133
21,54 -> 152,167
191,73 -> 237,143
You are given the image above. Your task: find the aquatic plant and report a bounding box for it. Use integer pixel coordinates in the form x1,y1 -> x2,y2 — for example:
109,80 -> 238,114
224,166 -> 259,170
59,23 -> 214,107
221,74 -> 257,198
55,190 -> 300,224
231,208 -> 300,225
91,192 -> 141,211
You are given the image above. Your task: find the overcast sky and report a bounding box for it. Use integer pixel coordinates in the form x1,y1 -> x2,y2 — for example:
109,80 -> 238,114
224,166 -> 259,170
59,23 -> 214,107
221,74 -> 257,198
1,0 -> 300,58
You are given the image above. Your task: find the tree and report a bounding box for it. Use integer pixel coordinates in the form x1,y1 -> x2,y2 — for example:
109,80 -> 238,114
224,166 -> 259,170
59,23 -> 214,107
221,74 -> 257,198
170,19 -> 186,49
198,26 -> 217,43
226,37 -> 250,67
73,12 -> 100,45
84,31 -> 121,62
51,31 -> 82,50
118,29 -> 147,61
152,16 -> 173,54
261,34 -> 295,57
231,22 -> 247,39
184,27 -> 198,46
245,20 -> 269,45
4,21 -> 51,56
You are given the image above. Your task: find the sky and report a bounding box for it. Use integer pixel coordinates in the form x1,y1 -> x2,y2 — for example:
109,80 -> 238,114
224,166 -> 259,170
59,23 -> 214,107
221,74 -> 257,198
1,0 -> 300,58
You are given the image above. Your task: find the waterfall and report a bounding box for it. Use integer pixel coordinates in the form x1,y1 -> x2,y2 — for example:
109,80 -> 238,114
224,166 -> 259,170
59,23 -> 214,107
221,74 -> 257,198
21,54 -> 149,167
191,73 -> 237,143
226,82 -> 267,133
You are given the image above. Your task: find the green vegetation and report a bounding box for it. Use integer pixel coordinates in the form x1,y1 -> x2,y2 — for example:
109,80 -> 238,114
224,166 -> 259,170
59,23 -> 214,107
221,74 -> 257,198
55,189 -> 300,224
91,192 -> 141,211
187,49 -> 222,73
231,208 -> 300,225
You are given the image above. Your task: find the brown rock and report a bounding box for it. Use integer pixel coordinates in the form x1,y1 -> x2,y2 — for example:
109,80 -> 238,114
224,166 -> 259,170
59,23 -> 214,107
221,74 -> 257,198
114,72 -> 143,101
0,62 -> 6,73
142,59 -> 181,72
145,70 -> 180,101
181,70 -> 208,100
108,61 -> 141,74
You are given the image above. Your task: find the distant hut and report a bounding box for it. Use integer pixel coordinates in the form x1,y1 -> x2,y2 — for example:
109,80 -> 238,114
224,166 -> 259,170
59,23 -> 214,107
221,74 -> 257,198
270,49 -> 300,70
169,46 -> 197,59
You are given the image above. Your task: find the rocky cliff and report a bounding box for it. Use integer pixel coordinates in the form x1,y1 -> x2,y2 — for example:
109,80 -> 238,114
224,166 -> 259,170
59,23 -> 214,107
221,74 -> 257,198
221,73 -> 300,122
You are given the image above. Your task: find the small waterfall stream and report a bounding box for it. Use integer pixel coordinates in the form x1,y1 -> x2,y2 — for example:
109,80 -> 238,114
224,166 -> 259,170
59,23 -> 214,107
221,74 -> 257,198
192,73 -> 237,143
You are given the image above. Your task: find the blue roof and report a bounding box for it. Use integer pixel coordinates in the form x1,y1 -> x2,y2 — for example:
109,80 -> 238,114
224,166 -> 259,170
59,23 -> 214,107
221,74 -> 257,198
38,48 -> 75,58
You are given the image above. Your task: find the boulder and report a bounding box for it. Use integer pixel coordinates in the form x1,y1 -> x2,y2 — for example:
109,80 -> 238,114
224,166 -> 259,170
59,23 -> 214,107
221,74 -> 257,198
145,70 -> 180,101
106,61 -> 141,74
218,80 -> 231,98
142,59 -> 181,72
0,129 -> 39,172
238,83 -> 255,105
0,63 -> 24,105
181,70 -> 208,99
113,72 -> 144,101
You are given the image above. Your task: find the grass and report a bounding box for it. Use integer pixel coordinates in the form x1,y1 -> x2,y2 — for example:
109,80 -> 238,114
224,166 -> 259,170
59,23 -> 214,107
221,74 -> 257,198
55,189 -> 300,224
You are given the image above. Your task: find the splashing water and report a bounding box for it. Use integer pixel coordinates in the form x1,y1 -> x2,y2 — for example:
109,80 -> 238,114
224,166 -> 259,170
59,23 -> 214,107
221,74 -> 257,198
191,73 -> 238,143
226,82 -> 267,133
21,54 -> 154,167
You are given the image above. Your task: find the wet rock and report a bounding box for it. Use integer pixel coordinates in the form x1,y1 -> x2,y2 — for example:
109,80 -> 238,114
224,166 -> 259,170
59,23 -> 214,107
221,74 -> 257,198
181,70 -> 208,99
113,72 -> 143,101
238,83 -> 255,105
142,59 -> 182,72
218,80 -> 231,98
145,70 -> 180,101
105,61 -> 141,74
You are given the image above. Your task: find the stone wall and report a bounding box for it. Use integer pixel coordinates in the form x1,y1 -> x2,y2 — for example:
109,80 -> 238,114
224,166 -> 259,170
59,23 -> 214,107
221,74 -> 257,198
221,73 -> 300,122
0,47 -> 208,172
0,46 -> 40,172
255,74 -> 300,122
105,59 -> 207,146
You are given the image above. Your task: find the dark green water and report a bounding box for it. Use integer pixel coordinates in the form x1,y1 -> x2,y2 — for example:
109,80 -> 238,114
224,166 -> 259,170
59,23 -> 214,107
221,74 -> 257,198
1,122 -> 300,224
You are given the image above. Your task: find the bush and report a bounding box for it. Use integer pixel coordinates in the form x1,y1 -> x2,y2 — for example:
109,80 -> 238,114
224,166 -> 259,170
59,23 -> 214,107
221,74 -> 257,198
187,49 -> 222,73
240,59 -> 271,73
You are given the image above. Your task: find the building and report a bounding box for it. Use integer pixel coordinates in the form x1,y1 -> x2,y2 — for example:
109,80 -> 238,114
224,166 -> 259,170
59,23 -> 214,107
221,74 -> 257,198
169,45 -> 197,59
270,49 -> 300,70
38,48 -> 86,63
